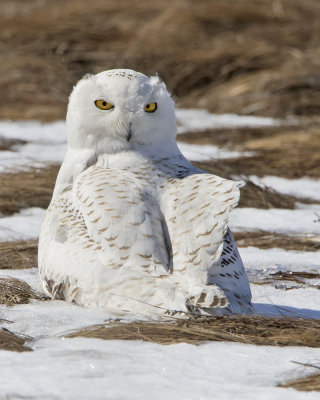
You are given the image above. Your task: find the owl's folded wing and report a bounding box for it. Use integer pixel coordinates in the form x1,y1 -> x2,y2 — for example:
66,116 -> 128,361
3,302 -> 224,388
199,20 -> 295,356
72,165 -> 171,272
160,173 -> 242,271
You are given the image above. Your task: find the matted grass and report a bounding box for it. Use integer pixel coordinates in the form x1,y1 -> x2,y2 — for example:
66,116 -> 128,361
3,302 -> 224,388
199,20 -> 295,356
190,122 -> 320,180
0,277 -> 48,306
0,329 -> 32,352
280,373 -> 320,392
68,315 -> 320,347
0,165 -> 59,215
234,231 -> 320,252
194,146 -> 320,180
0,240 -> 38,270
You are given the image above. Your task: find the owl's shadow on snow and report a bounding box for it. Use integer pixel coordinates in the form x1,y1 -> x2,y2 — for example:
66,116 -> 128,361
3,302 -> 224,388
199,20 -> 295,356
253,303 -> 320,319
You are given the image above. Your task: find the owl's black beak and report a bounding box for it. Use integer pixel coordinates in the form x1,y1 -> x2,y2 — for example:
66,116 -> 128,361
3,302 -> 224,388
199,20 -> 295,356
127,123 -> 132,142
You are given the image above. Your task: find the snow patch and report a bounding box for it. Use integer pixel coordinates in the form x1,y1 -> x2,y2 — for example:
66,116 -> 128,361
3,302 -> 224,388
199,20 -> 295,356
250,176 -> 320,202
0,207 -> 45,242
177,142 -> 253,161
176,108 -> 281,134
240,247 -> 320,271
230,208 -> 320,235
0,338 -> 319,400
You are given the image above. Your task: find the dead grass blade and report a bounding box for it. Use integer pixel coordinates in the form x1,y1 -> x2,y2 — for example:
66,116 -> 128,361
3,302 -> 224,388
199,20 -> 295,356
0,240 -> 38,269
0,277 -> 48,306
279,374 -> 320,392
67,315 -> 320,347
0,328 -> 32,352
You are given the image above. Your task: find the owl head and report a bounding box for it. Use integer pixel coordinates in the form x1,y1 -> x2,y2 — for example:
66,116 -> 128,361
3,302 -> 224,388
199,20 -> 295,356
66,69 -> 177,155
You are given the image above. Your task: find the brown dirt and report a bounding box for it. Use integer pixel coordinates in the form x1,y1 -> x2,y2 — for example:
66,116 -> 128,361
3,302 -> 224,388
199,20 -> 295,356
68,315 -> 320,347
0,165 -> 59,215
0,240 -> 38,269
0,277 -> 48,306
0,328 -> 32,352
280,374 -> 320,392
2,0 -> 320,121
234,231 -> 320,252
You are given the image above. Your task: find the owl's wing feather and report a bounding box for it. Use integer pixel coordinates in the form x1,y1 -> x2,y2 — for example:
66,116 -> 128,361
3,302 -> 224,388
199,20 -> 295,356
73,165 -> 170,273
161,172 -> 241,271
208,228 -> 252,313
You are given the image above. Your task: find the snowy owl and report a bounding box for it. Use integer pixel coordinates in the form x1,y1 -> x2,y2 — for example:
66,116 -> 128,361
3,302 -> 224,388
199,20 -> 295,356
38,69 -> 252,318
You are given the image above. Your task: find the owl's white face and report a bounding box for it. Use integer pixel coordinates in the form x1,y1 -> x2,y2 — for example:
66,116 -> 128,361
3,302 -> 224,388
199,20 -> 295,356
66,69 -> 177,155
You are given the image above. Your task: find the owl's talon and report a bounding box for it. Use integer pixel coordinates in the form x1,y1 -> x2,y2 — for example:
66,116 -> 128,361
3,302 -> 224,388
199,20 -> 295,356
186,285 -> 228,310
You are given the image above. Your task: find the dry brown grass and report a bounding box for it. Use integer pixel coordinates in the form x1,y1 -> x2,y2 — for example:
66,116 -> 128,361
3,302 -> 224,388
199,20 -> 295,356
68,315 -> 320,347
234,231 -> 320,252
0,240 -> 38,269
280,373 -> 320,392
0,165 -> 59,215
191,123 -> 320,179
0,277 -> 48,306
1,0 -> 320,120
0,328 -> 32,352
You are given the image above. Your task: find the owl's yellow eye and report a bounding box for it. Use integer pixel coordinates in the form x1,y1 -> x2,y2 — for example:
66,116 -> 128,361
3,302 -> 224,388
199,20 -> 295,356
144,102 -> 157,113
95,100 -> 114,110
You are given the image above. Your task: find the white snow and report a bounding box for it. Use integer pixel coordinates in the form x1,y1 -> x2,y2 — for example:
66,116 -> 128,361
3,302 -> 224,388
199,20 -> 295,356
177,141 -> 253,161
0,120 -> 66,143
230,207 -> 320,235
0,120 -> 66,172
0,300 -> 113,339
250,175 -> 320,201
240,247 -> 320,271
176,108 -> 282,134
0,338 -> 319,400
0,207 -> 45,241
252,284 -> 320,319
